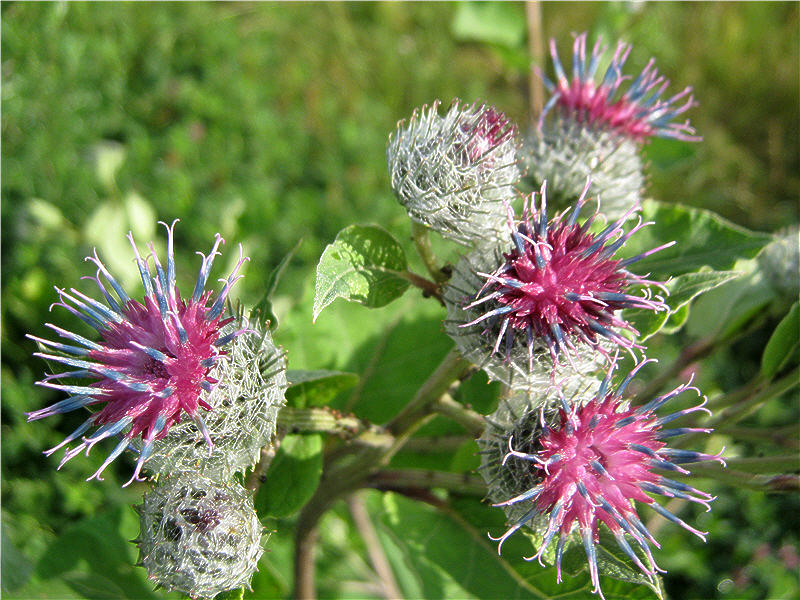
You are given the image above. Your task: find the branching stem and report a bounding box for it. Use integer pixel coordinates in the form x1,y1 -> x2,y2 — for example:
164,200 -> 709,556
368,469 -> 486,496
676,367 -> 800,449
396,269 -> 444,305
293,348 -> 472,598
433,394 -> 485,437
411,221 -> 449,283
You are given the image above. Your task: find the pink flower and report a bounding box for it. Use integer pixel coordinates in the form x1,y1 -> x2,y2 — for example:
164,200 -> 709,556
460,180 -> 672,369
490,359 -> 725,597
539,32 -> 700,142
27,220 -> 249,485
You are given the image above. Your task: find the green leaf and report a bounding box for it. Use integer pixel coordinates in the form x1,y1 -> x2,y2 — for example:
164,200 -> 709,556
251,238 -> 303,330
377,492 -> 550,599
377,492 -> 659,600
686,260 -> 779,340
619,199 -> 772,281
660,303 -> 690,335
256,433 -> 323,518
448,497 -> 661,600
214,587 -> 244,600
762,301 -> 800,379
625,269 -> 741,341
33,507 -> 157,599
1,533 -> 33,593
451,2 -> 526,48
313,224 -> 410,321
285,369 -> 359,408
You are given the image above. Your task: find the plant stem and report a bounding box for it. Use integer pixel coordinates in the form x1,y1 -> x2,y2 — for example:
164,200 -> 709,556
674,463 -> 800,493
717,424 -> 800,450
294,429 -> 395,599
247,408 -> 382,492
403,435 -> 472,452
526,0 -> 545,120
396,269 -> 444,305
245,443 -> 279,492
294,522 -> 319,600
638,315 -> 769,402
675,367 -> 799,449
433,394 -> 485,437
347,492 -> 402,600
638,337 -> 716,401
293,348 -> 472,598
386,348 -> 473,439
278,406 -> 383,437
411,221 -> 448,283
709,367 -> 798,427
722,455 -> 799,473
368,469 -> 486,496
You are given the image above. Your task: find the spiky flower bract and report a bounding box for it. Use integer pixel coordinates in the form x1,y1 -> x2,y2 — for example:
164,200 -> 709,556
139,308 -> 287,480
444,243 -> 605,392
387,99 -> 521,245
487,359 -> 724,597
539,32 -> 700,143
449,180 -> 671,372
479,373 -> 600,529
757,226 -> 800,299
136,474 -> 264,599
524,120 -> 644,222
27,221 -> 249,485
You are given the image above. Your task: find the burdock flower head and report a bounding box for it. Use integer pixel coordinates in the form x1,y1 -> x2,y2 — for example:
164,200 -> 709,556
484,358 -> 724,597
445,179 -> 671,381
387,99 -> 521,245
757,226 -> 800,300
540,32 -> 700,143
27,220 -> 249,485
136,474 -> 264,598
141,308 -> 288,480
525,32 -> 700,221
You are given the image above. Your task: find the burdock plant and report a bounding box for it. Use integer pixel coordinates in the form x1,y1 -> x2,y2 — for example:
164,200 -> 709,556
387,99 -> 521,245
136,474 -> 264,598
445,179 -> 672,378
22,27 -> 796,600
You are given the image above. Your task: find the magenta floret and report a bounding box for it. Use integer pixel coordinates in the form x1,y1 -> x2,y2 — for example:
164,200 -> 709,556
460,180 -> 672,369
27,220 -> 249,485
539,32 -> 700,142
490,359 -> 725,598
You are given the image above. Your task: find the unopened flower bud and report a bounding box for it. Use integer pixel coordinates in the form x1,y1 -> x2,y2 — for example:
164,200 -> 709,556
387,99 -> 521,245
136,475 -> 264,599
524,121 -> 644,222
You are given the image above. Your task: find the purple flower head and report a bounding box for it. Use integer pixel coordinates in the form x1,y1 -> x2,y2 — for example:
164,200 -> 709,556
27,220 -> 249,485
538,32 -> 700,142
459,179 -> 672,370
490,359 -> 725,597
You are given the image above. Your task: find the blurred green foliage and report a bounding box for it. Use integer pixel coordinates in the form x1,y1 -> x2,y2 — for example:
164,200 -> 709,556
2,3 -> 798,599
